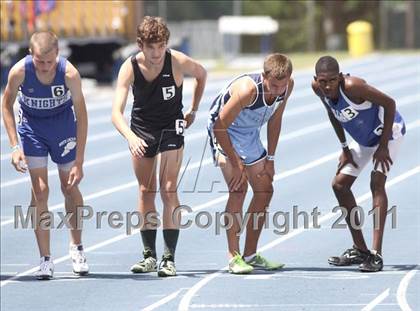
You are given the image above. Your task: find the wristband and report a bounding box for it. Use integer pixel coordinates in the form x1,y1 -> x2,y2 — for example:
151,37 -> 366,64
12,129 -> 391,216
11,144 -> 20,152
189,110 -> 197,116
340,141 -> 348,149
266,155 -> 275,161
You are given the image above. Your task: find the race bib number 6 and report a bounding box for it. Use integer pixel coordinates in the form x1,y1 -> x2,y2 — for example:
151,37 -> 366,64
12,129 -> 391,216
51,85 -> 65,98
175,119 -> 186,135
373,124 -> 384,136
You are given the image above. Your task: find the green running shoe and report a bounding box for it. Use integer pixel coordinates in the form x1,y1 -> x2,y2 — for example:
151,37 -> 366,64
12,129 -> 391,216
229,253 -> 253,274
246,253 -> 284,270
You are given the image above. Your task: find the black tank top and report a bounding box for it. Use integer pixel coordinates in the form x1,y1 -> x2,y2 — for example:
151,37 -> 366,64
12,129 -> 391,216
130,50 -> 183,142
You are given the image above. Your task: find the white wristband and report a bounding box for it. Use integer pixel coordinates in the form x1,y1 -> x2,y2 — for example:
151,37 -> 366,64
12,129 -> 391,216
11,144 -> 20,152
340,141 -> 348,148
266,155 -> 275,161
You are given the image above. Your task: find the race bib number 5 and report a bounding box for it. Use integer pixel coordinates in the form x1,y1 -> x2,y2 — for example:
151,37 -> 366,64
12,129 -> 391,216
175,119 -> 186,135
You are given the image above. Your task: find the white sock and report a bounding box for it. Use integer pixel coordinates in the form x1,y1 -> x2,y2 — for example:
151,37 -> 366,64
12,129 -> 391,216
243,254 -> 256,262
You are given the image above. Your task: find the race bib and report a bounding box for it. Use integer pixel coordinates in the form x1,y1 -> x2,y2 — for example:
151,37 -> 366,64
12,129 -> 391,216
175,119 -> 186,135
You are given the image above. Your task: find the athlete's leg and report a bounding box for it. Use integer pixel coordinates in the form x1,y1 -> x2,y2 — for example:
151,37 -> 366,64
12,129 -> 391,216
58,163 -> 83,245
332,173 -> 369,252
370,171 -> 388,254
159,147 -> 183,229
243,159 -> 273,257
370,137 -> 404,254
132,155 -> 158,225
158,147 -> 183,267
219,156 -> 248,258
132,154 -> 159,261
28,166 -> 51,258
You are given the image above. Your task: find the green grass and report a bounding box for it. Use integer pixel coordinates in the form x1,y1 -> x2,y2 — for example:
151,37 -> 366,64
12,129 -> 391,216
208,49 -> 419,75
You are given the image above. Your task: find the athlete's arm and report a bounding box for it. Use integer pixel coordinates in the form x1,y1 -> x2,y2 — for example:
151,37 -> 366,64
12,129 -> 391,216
267,78 -> 294,156
65,61 -> 88,187
213,78 -> 256,191
172,50 -> 207,128
111,57 -> 148,157
65,62 -> 87,165
262,78 -> 294,181
311,80 -> 358,174
345,77 -> 395,172
1,60 -> 27,173
311,80 -> 348,144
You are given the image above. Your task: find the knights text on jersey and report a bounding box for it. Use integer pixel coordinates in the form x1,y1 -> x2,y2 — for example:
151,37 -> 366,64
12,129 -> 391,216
17,55 -> 73,118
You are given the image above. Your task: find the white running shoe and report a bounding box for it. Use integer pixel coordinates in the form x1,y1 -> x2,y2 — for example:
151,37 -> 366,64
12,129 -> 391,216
70,244 -> 89,275
34,257 -> 54,280
130,257 -> 157,273
157,257 -> 176,277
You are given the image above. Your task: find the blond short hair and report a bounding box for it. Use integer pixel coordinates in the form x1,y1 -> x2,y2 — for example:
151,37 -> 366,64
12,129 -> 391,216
263,53 -> 293,80
136,16 -> 170,45
29,31 -> 58,55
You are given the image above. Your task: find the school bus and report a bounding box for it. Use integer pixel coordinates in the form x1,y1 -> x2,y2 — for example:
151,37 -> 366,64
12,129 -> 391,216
1,0 -> 142,43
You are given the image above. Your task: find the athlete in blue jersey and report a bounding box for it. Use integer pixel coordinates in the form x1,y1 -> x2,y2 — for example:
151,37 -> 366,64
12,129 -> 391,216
208,54 -> 293,274
2,31 -> 89,279
312,56 -> 405,272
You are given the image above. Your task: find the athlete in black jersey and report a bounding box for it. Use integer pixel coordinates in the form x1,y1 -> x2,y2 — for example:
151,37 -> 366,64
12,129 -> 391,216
112,16 -> 207,277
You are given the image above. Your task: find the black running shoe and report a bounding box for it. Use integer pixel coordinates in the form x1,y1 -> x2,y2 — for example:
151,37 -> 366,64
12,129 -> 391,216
328,247 -> 369,266
359,251 -> 383,272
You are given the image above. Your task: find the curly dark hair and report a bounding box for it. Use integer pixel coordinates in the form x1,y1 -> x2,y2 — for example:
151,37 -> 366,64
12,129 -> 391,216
136,16 -> 170,45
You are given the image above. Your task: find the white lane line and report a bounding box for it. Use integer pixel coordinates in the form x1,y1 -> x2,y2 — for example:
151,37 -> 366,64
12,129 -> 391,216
189,303 -> 399,308
2,118 -> 420,226
0,128 -> 122,162
291,67 -> 419,101
0,130 -> 207,188
176,166 -> 420,311
244,275 -> 272,280
1,92 -> 418,189
141,289 -> 184,311
0,150 -> 128,188
361,288 -> 390,311
2,74 -> 418,162
0,147 -> 356,286
1,136 -> 419,289
397,264 -> 419,311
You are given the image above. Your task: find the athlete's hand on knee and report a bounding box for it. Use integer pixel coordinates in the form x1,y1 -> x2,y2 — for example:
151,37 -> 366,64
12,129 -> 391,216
337,149 -> 358,175
11,149 -> 27,173
184,109 -> 196,129
229,158 -> 247,192
128,135 -> 148,158
257,160 -> 274,182
373,145 -> 392,173
67,163 -> 83,188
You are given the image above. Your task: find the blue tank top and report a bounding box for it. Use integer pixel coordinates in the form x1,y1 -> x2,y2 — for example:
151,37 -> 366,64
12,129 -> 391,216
209,73 -> 287,133
324,86 -> 405,147
18,55 -> 73,118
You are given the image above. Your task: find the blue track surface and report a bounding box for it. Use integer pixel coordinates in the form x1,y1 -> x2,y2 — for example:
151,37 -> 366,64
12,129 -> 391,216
1,54 -> 419,311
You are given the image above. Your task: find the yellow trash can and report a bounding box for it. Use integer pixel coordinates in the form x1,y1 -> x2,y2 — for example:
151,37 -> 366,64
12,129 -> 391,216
346,21 -> 373,57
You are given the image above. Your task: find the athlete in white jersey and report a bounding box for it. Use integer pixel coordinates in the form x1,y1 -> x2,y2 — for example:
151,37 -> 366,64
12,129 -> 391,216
2,31 -> 89,279
208,54 -> 293,274
312,56 -> 405,272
